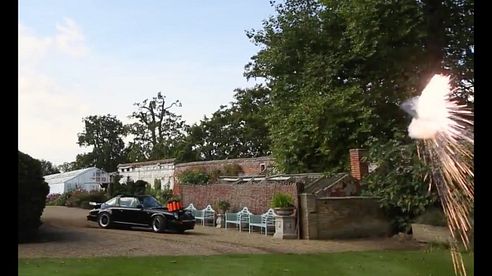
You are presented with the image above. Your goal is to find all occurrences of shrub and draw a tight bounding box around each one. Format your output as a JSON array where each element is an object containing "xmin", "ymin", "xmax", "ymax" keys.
[
  {"xmin": 222, "ymin": 164, "xmax": 243, "ymax": 176},
  {"xmin": 208, "ymin": 169, "xmax": 223, "ymax": 182},
  {"xmin": 46, "ymin": 193, "xmax": 61, "ymax": 205},
  {"xmin": 133, "ymin": 180, "xmax": 148, "ymax": 195},
  {"xmin": 64, "ymin": 190, "xmax": 79, "ymax": 207},
  {"xmin": 167, "ymin": 195, "xmax": 181, "ymax": 203},
  {"xmin": 18, "ymin": 151, "xmax": 50, "ymax": 242},
  {"xmin": 117, "ymin": 180, "xmax": 149, "ymax": 195},
  {"xmin": 79, "ymin": 190, "xmax": 108, "ymax": 206},
  {"xmin": 178, "ymin": 169, "xmax": 210, "ymax": 184},
  {"xmin": 271, "ymin": 192, "xmax": 294, "ymax": 208},
  {"xmin": 161, "ymin": 188, "xmax": 174, "ymax": 203},
  {"xmin": 55, "ymin": 192, "xmax": 71, "ymax": 206},
  {"xmin": 154, "ymin": 179, "xmax": 162, "ymax": 190},
  {"xmin": 361, "ymin": 138, "xmax": 437, "ymax": 233},
  {"xmin": 414, "ymin": 207, "xmax": 447, "ymax": 227},
  {"xmin": 61, "ymin": 190, "xmax": 108, "ymax": 209},
  {"xmin": 108, "ymin": 174, "xmax": 123, "ymax": 196},
  {"xmin": 217, "ymin": 200, "xmax": 231, "ymax": 214},
  {"xmin": 146, "ymin": 185, "xmax": 173, "ymax": 204}
]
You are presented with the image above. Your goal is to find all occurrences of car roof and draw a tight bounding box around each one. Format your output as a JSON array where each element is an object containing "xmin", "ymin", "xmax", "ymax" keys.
[{"xmin": 114, "ymin": 194, "xmax": 154, "ymax": 199}]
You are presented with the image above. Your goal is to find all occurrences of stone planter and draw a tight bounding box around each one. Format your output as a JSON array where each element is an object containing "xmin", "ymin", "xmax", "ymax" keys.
[
  {"xmin": 273, "ymin": 207, "xmax": 297, "ymax": 239},
  {"xmin": 216, "ymin": 213, "xmax": 225, "ymax": 228},
  {"xmin": 411, "ymin": 223, "xmax": 452, "ymax": 244},
  {"xmin": 273, "ymin": 214, "xmax": 297, "ymax": 239},
  {"xmin": 274, "ymin": 207, "xmax": 295, "ymax": 216}
]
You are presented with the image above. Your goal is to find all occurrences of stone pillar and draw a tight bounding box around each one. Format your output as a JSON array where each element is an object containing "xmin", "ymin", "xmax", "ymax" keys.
[
  {"xmin": 299, "ymin": 193, "xmax": 318, "ymax": 240},
  {"xmin": 273, "ymin": 215, "xmax": 297, "ymax": 239}
]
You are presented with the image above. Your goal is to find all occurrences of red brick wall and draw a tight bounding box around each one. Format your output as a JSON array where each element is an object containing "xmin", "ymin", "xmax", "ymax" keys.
[
  {"xmin": 180, "ymin": 181, "xmax": 299, "ymax": 214},
  {"xmin": 175, "ymin": 157, "xmax": 273, "ymax": 176},
  {"xmin": 173, "ymin": 157, "xmax": 274, "ymax": 195},
  {"xmin": 349, "ymin": 149, "xmax": 368, "ymax": 193}
]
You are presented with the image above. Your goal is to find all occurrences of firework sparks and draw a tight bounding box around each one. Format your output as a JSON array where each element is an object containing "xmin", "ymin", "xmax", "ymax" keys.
[{"xmin": 401, "ymin": 74, "xmax": 473, "ymax": 276}]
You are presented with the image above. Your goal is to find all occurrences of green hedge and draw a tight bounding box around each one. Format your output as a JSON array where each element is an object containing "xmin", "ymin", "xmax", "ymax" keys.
[
  {"xmin": 178, "ymin": 169, "xmax": 210, "ymax": 184},
  {"xmin": 47, "ymin": 190, "xmax": 108, "ymax": 209},
  {"xmin": 18, "ymin": 151, "xmax": 50, "ymax": 242}
]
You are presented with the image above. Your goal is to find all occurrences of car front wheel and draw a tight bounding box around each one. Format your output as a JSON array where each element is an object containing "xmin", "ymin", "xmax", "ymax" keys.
[
  {"xmin": 98, "ymin": 213, "xmax": 113, "ymax": 229},
  {"xmin": 152, "ymin": 216, "xmax": 166, "ymax": 233}
]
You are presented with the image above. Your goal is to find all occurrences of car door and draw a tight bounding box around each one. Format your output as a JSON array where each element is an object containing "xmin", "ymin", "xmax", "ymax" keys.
[
  {"xmin": 134, "ymin": 197, "xmax": 153, "ymax": 225},
  {"xmin": 108, "ymin": 196, "xmax": 126, "ymax": 222},
  {"xmin": 115, "ymin": 197, "xmax": 143, "ymax": 225}
]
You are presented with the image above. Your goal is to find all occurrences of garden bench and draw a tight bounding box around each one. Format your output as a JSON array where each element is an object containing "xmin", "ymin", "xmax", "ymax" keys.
[
  {"xmin": 249, "ymin": 208, "xmax": 276, "ymax": 236},
  {"xmin": 184, "ymin": 203, "xmax": 198, "ymax": 217},
  {"xmin": 225, "ymin": 207, "xmax": 253, "ymax": 231},
  {"xmin": 194, "ymin": 204, "xmax": 216, "ymax": 226}
]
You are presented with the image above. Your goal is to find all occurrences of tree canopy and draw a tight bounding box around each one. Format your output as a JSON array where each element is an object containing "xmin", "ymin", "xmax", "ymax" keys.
[
  {"xmin": 175, "ymin": 85, "xmax": 272, "ymax": 162},
  {"xmin": 128, "ymin": 92, "xmax": 187, "ymax": 161},
  {"xmin": 244, "ymin": 0, "xmax": 473, "ymax": 173},
  {"xmin": 77, "ymin": 115, "xmax": 127, "ymax": 172},
  {"xmin": 39, "ymin": 159, "xmax": 60, "ymax": 176},
  {"xmin": 64, "ymin": 0, "xmax": 473, "ymax": 178}
]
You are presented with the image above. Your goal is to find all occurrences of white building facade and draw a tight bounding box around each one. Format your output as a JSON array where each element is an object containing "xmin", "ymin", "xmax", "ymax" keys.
[
  {"xmin": 117, "ymin": 159, "xmax": 175, "ymax": 190},
  {"xmin": 45, "ymin": 167, "xmax": 110, "ymax": 194}
]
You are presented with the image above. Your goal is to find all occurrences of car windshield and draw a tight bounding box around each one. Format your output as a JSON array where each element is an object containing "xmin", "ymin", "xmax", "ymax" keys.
[
  {"xmin": 141, "ymin": 196, "xmax": 162, "ymax": 208},
  {"xmin": 104, "ymin": 197, "xmax": 118, "ymax": 206}
]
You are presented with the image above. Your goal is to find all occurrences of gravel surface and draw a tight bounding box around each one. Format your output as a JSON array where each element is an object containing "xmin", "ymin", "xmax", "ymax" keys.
[{"xmin": 18, "ymin": 206, "xmax": 421, "ymax": 258}]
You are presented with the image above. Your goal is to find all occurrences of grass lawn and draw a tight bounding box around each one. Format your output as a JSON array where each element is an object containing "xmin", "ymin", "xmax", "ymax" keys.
[{"xmin": 18, "ymin": 249, "xmax": 473, "ymax": 276}]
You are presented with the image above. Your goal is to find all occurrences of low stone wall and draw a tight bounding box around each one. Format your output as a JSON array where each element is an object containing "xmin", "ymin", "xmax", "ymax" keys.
[
  {"xmin": 300, "ymin": 194, "xmax": 392, "ymax": 239},
  {"xmin": 411, "ymin": 223, "xmax": 452, "ymax": 244}
]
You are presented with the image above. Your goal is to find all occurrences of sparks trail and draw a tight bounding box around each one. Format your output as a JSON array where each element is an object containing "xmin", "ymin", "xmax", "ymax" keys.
[{"xmin": 401, "ymin": 74, "xmax": 473, "ymax": 276}]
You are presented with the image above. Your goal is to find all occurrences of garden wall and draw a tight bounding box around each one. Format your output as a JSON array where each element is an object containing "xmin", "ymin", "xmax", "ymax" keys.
[
  {"xmin": 180, "ymin": 181, "xmax": 299, "ymax": 214},
  {"xmin": 300, "ymin": 194, "xmax": 391, "ymax": 239}
]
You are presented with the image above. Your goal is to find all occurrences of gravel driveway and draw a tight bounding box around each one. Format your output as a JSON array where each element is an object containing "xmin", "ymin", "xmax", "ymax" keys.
[{"xmin": 18, "ymin": 206, "xmax": 420, "ymax": 258}]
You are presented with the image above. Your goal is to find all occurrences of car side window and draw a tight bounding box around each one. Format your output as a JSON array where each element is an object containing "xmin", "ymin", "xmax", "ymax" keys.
[
  {"xmin": 129, "ymin": 198, "xmax": 139, "ymax": 208},
  {"xmin": 119, "ymin": 197, "xmax": 136, "ymax": 208},
  {"xmin": 142, "ymin": 197, "xmax": 150, "ymax": 208},
  {"xmin": 142, "ymin": 197, "xmax": 156, "ymax": 208}
]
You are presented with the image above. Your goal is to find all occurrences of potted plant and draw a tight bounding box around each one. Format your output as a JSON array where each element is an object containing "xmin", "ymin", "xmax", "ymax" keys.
[
  {"xmin": 217, "ymin": 200, "xmax": 231, "ymax": 214},
  {"xmin": 271, "ymin": 192, "xmax": 295, "ymax": 216},
  {"xmin": 215, "ymin": 200, "xmax": 230, "ymax": 228}
]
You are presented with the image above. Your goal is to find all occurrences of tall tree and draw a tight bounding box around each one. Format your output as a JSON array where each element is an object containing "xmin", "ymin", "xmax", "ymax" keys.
[
  {"xmin": 128, "ymin": 92, "xmax": 187, "ymax": 161},
  {"xmin": 245, "ymin": 0, "xmax": 473, "ymax": 173},
  {"xmin": 175, "ymin": 85, "xmax": 272, "ymax": 162},
  {"xmin": 77, "ymin": 114, "xmax": 127, "ymax": 172},
  {"xmin": 39, "ymin": 159, "xmax": 60, "ymax": 175}
]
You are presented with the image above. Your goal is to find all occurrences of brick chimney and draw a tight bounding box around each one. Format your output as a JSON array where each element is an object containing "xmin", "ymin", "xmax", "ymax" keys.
[{"xmin": 349, "ymin": 149, "xmax": 369, "ymax": 193}]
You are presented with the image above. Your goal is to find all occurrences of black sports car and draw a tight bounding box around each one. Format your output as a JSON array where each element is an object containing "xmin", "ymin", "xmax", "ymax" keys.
[{"xmin": 87, "ymin": 195, "xmax": 195, "ymax": 233}]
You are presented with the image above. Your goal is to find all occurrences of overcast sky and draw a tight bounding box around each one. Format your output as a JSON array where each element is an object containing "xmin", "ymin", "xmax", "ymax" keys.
[{"xmin": 19, "ymin": 1, "xmax": 275, "ymax": 165}]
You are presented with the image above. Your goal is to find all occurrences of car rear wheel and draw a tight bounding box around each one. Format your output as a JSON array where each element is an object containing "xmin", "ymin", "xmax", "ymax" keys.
[
  {"xmin": 98, "ymin": 213, "xmax": 113, "ymax": 229},
  {"xmin": 152, "ymin": 216, "xmax": 166, "ymax": 233}
]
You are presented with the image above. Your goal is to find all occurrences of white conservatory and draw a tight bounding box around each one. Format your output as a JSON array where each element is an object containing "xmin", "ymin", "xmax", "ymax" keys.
[
  {"xmin": 44, "ymin": 167, "xmax": 110, "ymax": 194},
  {"xmin": 117, "ymin": 159, "xmax": 175, "ymax": 190}
]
